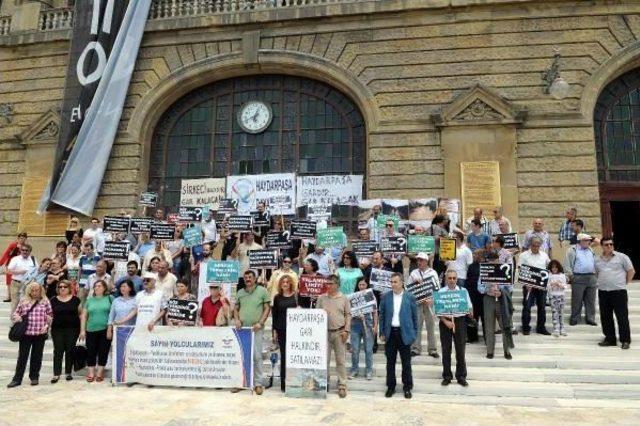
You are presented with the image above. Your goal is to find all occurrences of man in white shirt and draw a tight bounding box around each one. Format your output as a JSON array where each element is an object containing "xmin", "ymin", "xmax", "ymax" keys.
[
  {"xmin": 87, "ymin": 260, "xmax": 113, "ymax": 296},
  {"xmin": 448, "ymin": 231, "xmax": 473, "ymax": 288},
  {"xmin": 141, "ymin": 241, "xmax": 173, "ymax": 272},
  {"xmin": 518, "ymin": 237, "xmax": 551, "ymax": 335},
  {"xmin": 82, "ymin": 217, "xmax": 106, "ymax": 255},
  {"xmin": 156, "ymin": 260, "xmax": 178, "ymax": 300},
  {"xmin": 201, "ymin": 210, "xmax": 218, "ymax": 245},
  {"xmin": 305, "ymin": 247, "xmax": 333, "ymax": 277},
  {"xmin": 464, "ymin": 208, "xmax": 489, "ymax": 235},
  {"xmin": 488, "ymin": 206, "xmax": 512, "ymax": 237},
  {"xmin": 7, "ymin": 244, "xmax": 38, "ymax": 313},
  {"xmin": 366, "ymin": 203, "xmax": 382, "ymax": 242},
  {"xmin": 132, "ymin": 273, "xmax": 167, "ymax": 331},
  {"xmin": 406, "ymin": 253, "xmax": 439, "ymax": 358}
]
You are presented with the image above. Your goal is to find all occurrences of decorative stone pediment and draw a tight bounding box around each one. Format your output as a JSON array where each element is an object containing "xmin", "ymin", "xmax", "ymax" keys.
[
  {"xmin": 18, "ymin": 108, "xmax": 61, "ymax": 144},
  {"xmin": 432, "ymin": 84, "xmax": 525, "ymax": 127}
]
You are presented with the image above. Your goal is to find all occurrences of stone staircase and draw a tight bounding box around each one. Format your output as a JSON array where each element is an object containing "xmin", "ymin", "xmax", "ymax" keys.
[{"xmin": 1, "ymin": 278, "xmax": 639, "ymax": 408}]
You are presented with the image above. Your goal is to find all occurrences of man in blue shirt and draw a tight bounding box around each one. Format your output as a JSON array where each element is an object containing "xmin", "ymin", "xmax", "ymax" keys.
[
  {"xmin": 564, "ymin": 233, "xmax": 597, "ymax": 326},
  {"xmin": 467, "ymin": 219, "xmax": 491, "ymax": 251},
  {"xmin": 114, "ymin": 260, "xmax": 143, "ymax": 295}
]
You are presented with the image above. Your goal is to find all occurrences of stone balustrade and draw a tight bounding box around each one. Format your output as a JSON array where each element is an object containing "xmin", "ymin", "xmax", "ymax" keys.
[
  {"xmin": 38, "ymin": 8, "xmax": 74, "ymax": 31},
  {"xmin": 0, "ymin": 16, "xmax": 11, "ymax": 36},
  {"xmin": 149, "ymin": 0, "xmax": 369, "ymax": 18}
]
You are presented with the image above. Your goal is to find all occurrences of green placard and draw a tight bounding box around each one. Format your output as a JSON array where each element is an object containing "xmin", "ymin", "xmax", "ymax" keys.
[
  {"xmin": 408, "ymin": 235, "xmax": 435, "ymax": 254},
  {"xmin": 434, "ymin": 290, "xmax": 470, "ymax": 316},
  {"xmin": 206, "ymin": 260, "xmax": 239, "ymax": 283},
  {"xmin": 316, "ymin": 227, "xmax": 345, "ymax": 248},
  {"xmin": 376, "ymin": 214, "xmax": 400, "ymax": 230}
]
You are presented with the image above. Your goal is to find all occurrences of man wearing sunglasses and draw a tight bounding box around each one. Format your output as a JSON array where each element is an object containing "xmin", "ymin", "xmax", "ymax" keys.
[
  {"xmin": 595, "ymin": 237, "xmax": 635, "ymax": 349},
  {"xmin": 7, "ymin": 244, "xmax": 38, "ymax": 313}
]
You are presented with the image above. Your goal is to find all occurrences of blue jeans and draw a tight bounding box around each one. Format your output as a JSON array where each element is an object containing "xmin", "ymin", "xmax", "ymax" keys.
[{"xmin": 350, "ymin": 316, "xmax": 374, "ymax": 375}]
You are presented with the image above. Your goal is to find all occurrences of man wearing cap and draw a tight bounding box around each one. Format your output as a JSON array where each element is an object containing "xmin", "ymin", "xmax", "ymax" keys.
[
  {"xmin": 595, "ymin": 237, "xmax": 635, "ymax": 349},
  {"xmin": 564, "ymin": 233, "xmax": 598, "ymax": 326},
  {"xmin": 317, "ymin": 274, "xmax": 351, "ymax": 398},
  {"xmin": 406, "ymin": 253, "xmax": 439, "ymax": 358},
  {"xmin": 233, "ymin": 270, "xmax": 270, "ymax": 395},
  {"xmin": 121, "ymin": 272, "xmax": 168, "ymax": 331},
  {"xmin": 199, "ymin": 283, "xmax": 228, "ymax": 326}
]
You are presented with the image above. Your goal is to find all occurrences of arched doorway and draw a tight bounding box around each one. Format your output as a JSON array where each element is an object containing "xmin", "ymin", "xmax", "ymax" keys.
[
  {"xmin": 594, "ymin": 68, "xmax": 640, "ymax": 272},
  {"xmin": 148, "ymin": 74, "xmax": 366, "ymax": 233}
]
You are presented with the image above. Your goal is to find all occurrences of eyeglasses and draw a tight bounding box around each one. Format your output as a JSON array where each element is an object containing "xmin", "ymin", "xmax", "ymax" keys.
[
  {"xmin": 58, "ymin": 285, "xmax": 69, "ymax": 289},
  {"xmin": 386, "ymin": 224, "xmax": 394, "ymax": 227},
  {"xmin": 446, "ymin": 277, "xmax": 457, "ymax": 280}
]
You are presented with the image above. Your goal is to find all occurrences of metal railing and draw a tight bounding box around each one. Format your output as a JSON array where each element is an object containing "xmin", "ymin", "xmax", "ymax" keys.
[{"xmin": 38, "ymin": 8, "xmax": 74, "ymax": 31}]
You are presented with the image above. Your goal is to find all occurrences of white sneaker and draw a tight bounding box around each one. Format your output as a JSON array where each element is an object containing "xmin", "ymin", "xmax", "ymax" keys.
[
  {"xmin": 560, "ymin": 330, "xmax": 568, "ymax": 336},
  {"xmin": 365, "ymin": 372, "xmax": 373, "ymax": 380},
  {"xmin": 553, "ymin": 331, "xmax": 560, "ymax": 337}
]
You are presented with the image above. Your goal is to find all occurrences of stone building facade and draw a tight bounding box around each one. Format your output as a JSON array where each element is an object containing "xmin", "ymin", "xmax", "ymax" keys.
[{"xmin": 1, "ymin": 0, "xmax": 640, "ymax": 261}]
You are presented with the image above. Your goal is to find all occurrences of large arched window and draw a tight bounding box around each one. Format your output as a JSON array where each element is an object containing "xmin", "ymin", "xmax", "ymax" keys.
[
  {"xmin": 149, "ymin": 74, "xmax": 366, "ymax": 232},
  {"xmin": 594, "ymin": 69, "xmax": 640, "ymax": 182}
]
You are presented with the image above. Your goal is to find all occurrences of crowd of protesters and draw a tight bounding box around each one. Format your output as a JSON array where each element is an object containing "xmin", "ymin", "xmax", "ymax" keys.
[{"xmin": 1, "ymin": 204, "xmax": 635, "ymax": 398}]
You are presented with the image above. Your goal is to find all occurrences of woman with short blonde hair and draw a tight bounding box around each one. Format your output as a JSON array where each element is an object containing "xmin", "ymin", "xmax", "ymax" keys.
[{"xmin": 7, "ymin": 281, "xmax": 53, "ymax": 388}]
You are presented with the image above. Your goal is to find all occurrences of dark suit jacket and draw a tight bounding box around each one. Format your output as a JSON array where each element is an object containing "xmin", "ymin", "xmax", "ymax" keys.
[{"xmin": 379, "ymin": 291, "xmax": 418, "ymax": 346}]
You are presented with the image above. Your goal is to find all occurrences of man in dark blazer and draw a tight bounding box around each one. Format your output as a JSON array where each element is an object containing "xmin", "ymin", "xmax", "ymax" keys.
[{"xmin": 379, "ymin": 272, "xmax": 419, "ymax": 398}]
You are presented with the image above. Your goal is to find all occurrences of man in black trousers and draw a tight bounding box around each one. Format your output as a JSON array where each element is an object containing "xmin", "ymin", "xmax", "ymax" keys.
[
  {"xmin": 437, "ymin": 269, "xmax": 473, "ymax": 387},
  {"xmin": 379, "ymin": 273, "xmax": 418, "ymax": 399}
]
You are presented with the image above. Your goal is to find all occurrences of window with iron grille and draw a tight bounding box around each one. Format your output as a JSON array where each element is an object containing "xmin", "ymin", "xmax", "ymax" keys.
[{"xmin": 149, "ymin": 75, "xmax": 366, "ymax": 234}]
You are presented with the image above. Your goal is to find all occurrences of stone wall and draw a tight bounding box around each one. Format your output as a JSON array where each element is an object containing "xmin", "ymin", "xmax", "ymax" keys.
[{"xmin": 2, "ymin": 0, "xmax": 640, "ymax": 249}]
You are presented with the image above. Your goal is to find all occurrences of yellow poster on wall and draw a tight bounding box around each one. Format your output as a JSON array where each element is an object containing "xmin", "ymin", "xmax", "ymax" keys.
[{"xmin": 439, "ymin": 238, "xmax": 457, "ymax": 261}]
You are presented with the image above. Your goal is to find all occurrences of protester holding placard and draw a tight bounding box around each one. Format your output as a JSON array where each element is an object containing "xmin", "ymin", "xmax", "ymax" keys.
[
  {"xmin": 231, "ymin": 233, "xmax": 263, "ymax": 289},
  {"xmin": 519, "ymin": 237, "xmax": 551, "ymax": 335},
  {"xmin": 479, "ymin": 252, "xmax": 514, "ymax": 359},
  {"xmin": 298, "ymin": 259, "xmax": 320, "ymax": 308},
  {"xmin": 379, "ymin": 273, "xmax": 418, "ymax": 399},
  {"xmin": 267, "ymin": 256, "xmax": 299, "ymax": 304},
  {"xmin": 447, "ymin": 231, "xmax": 473, "ymax": 289},
  {"xmin": 547, "ymin": 260, "xmax": 569, "ymax": 337},
  {"xmin": 437, "ymin": 270, "xmax": 472, "ymax": 387},
  {"xmin": 316, "ymin": 275, "xmax": 350, "ymax": 398},
  {"xmin": 166, "ymin": 280, "xmax": 197, "ymax": 326},
  {"xmin": 79, "ymin": 280, "xmax": 113, "ymax": 382},
  {"xmin": 119, "ymin": 273, "xmax": 168, "ymax": 332},
  {"xmin": 336, "ymin": 251, "xmax": 363, "ymax": 296},
  {"xmin": 406, "ymin": 253, "xmax": 439, "ymax": 358},
  {"xmin": 272, "ymin": 275, "xmax": 299, "ymax": 392},
  {"xmin": 348, "ymin": 279, "xmax": 377, "ymax": 381},
  {"xmin": 233, "ymin": 270, "xmax": 271, "ymax": 395}
]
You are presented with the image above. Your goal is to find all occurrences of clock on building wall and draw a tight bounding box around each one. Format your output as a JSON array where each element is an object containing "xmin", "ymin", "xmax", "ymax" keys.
[{"xmin": 237, "ymin": 100, "xmax": 273, "ymax": 134}]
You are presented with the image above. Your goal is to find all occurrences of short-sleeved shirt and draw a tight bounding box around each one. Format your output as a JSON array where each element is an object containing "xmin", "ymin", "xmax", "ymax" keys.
[
  {"xmin": 135, "ymin": 289, "xmax": 167, "ymax": 328},
  {"xmin": 596, "ymin": 251, "xmax": 634, "ymax": 291},
  {"xmin": 200, "ymin": 297, "xmax": 223, "ymax": 326},
  {"xmin": 436, "ymin": 285, "xmax": 472, "ymax": 317},
  {"xmin": 85, "ymin": 296, "xmax": 113, "ymax": 332},
  {"xmin": 337, "ymin": 267, "xmax": 363, "ymax": 295},
  {"xmin": 236, "ymin": 285, "xmax": 269, "ymax": 326},
  {"xmin": 317, "ymin": 292, "xmax": 350, "ymax": 330},
  {"xmin": 51, "ymin": 296, "xmax": 81, "ymax": 329}
]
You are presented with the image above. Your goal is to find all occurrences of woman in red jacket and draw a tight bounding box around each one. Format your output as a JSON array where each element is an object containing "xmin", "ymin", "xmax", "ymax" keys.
[{"xmin": 1, "ymin": 232, "xmax": 27, "ymax": 303}]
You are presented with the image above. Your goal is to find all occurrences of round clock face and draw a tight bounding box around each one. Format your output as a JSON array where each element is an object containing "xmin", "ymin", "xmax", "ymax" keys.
[{"xmin": 238, "ymin": 100, "xmax": 272, "ymax": 134}]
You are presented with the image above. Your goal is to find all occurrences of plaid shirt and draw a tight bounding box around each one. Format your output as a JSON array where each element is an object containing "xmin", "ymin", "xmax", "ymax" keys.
[
  {"xmin": 14, "ymin": 299, "xmax": 52, "ymax": 336},
  {"xmin": 558, "ymin": 220, "xmax": 575, "ymax": 242}
]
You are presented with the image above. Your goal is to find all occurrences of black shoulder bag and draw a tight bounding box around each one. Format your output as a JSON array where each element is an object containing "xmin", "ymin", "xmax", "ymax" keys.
[{"xmin": 8, "ymin": 301, "xmax": 39, "ymax": 342}]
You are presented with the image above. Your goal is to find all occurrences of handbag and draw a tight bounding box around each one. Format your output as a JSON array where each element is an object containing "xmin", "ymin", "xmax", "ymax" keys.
[
  {"xmin": 8, "ymin": 300, "xmax": 40, "ymax": 342},
  {"xmin": 73, "ymin": 338, "xmax": 88, "ymax": 372}
]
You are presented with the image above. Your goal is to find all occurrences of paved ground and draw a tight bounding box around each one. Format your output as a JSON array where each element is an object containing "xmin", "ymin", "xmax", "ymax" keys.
[{"xmin": 1, "ymin": 278, "xmax": 640, "ymax": 425}]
